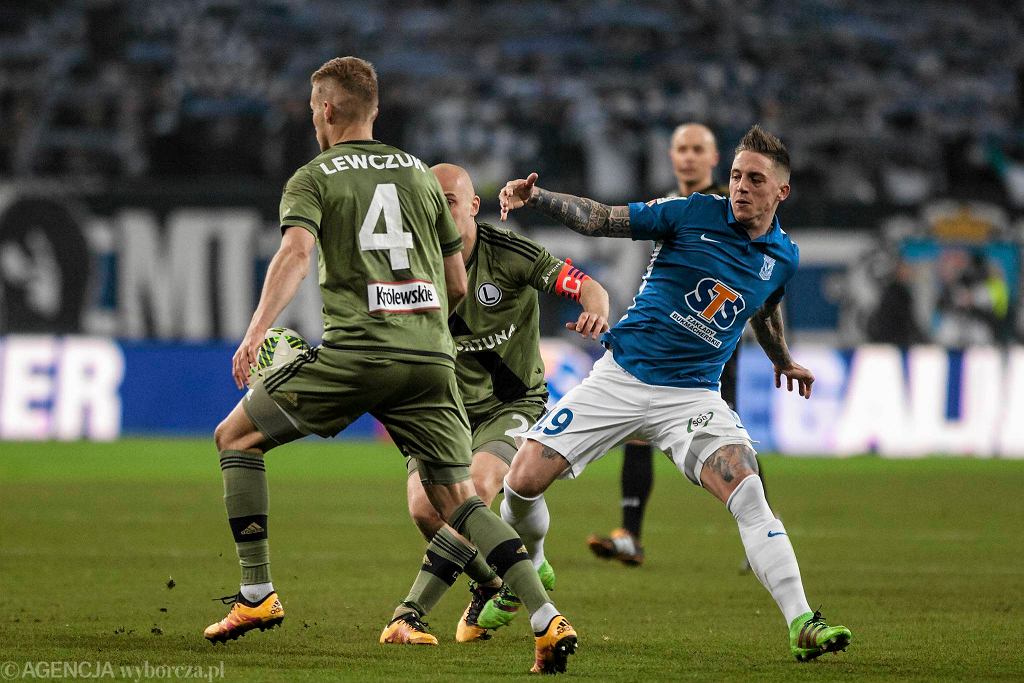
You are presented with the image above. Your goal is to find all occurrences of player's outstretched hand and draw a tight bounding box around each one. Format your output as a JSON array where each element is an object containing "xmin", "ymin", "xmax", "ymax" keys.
[
  {"xmin": 565, "ymin": 312, "xmax": 609, "ymax": 340},
  {"xmin": 231, "ymin": 329, "xmax": 264, "ymax": 390},
  {"xmin": 774, "ymin": 362, "xmax": 814, "ymax": 399},
  {"xmin": 499, "ymin": 172, "xmax": 539, "ymax": 221}
]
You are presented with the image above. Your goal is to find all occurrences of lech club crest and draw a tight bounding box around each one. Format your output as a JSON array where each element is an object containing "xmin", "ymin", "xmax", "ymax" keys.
[{"xmin": 760, "ymin": 254, "xmax": 776, "ymax": 280}]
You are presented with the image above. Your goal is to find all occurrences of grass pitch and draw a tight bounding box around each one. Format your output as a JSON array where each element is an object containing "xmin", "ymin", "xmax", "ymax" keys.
[{"xmin": 1, "ymin": 440, "xmax": 1022, "ymax": 681}]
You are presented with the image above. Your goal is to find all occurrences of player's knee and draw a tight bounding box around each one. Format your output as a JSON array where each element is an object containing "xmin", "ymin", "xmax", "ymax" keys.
[
  {"xmin": 409, "ymin": 497, "xmax": 443, "ymax": 540},
  {"xmin": 702, "ymin": 443, "xmax": 759, "ymax": 500},
  {"xmin": 505, "ymin": 440, "xmax": 563, "ymax": 498},
  {"xmin": 213, "ymin": 419, "xmax": 234, "ymax": 452},
  {"xmin": 504, "ymin": 465, "xmax": 544, "ymax": 499},
  {"xmin": 472, "ymin": 472, "xmax": 503, "ymax": 506},
  {"xmin": 469, "ymin": 458, "xmax": 508, "ymax": 506}
]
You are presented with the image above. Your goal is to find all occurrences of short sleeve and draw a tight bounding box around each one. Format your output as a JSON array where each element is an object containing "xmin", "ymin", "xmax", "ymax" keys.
[
  {"xmin": 628, "ymin": 196, "xmax": 694, "ymax": 241},
  {"xmin": 526, "ymin": 248, "xmax": 563, "ymax": 294},
  {"xmin": 279, "ymin": 169, "xmax": 322, "ymax": 238}
]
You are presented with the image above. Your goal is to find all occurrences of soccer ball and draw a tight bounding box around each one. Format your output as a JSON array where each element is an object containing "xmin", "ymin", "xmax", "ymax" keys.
[{"xmin": 251, "ymin": 327, "xmax": 310, "ymax": 380}]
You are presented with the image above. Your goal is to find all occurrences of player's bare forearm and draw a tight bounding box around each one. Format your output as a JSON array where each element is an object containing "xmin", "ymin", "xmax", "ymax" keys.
[
  {"xmin": 443, "ymin": 252, "xmax": 468, "ymax": 308},
  {"xmin": 579, "ymin": 278, "xmax": 610, "ymax": 322},
  {"xmin": 247, "ymin": 230, "xmax": 314, "ymax": 333},
  {"xmin": 750, "ymin": 302, "xmax": 793, "ymax": 368},
  {"xmin": 232, "ymin": 228, "xmax": 313, "ymax": 388},
  {"xmin": 567, "ymin": 278, "xmax": 610, "ymax": 339},
  {"xmin": 753, "ymin": 302, "xmax": 814, "ymax": 398},
  {"xmin": 528, "ymin": 188, "xmax": 632, "ymax": 238}
]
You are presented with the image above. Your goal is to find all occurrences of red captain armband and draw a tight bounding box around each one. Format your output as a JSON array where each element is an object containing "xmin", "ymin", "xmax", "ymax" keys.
[{"xmin": 554, "ymin": 258, "xmax": 591, "ymax": 301}]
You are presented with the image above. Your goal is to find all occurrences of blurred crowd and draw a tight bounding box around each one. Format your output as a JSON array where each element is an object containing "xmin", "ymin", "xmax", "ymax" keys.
[{"xmin": 2, "ymin": 0, "xmax": 1024, "ymax": 214}]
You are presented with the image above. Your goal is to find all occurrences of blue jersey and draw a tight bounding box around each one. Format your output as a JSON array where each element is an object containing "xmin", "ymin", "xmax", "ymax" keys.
[{"xmin": 601, "ymin": 193, "xmax": 799, "ymax": 390}]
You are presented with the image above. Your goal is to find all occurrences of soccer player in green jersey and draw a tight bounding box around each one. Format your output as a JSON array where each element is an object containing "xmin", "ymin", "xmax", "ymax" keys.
[
  {"xmin": 203, "ymin": 57, "xmax": 579, "ymax": 674},
  {"xmin": 383, "ymin": 163, "xmax": 610, "ymax": 645}
]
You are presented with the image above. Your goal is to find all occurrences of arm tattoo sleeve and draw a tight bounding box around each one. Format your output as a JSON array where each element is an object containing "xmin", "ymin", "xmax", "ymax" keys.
[
  {"xmin": 751, "ymin": 302, "xmax": 794, "ymax": 368},
  {"xmin": 528, "ymin": 188, "xmax": 632, "ymax": 237}
]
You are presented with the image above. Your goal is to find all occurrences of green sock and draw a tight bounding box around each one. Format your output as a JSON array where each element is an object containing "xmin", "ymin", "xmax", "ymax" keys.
[
  {"xmin": 463, "ymin": 550, "xmax": 499, "ymax": 585},
  {"xmin": 449, "ymin": 496, "xmax": 550, "ymax": 614},
  {"xmin": 220, "ymin": 450, "xmax": 271, "ymax": 585},
  {"xmin": 396, "ymin": 527, "xmax": 476, "ymax": 618}
]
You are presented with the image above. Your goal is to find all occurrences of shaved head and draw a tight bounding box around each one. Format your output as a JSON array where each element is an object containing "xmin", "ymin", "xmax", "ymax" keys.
[
  {"xmin": 671, "ymin": 123, "xmax": 718, "ymax": 151},
  {"xmin": 669, "ymin": 123, "xmax": 720, "ymax": 195},
  {"xmin": 432, "ymin": 163, "xmax": 480, "ymax": 245},
  {"xmin": 432, "ymin": 163, "xmax": 476, "ymax": 201}
]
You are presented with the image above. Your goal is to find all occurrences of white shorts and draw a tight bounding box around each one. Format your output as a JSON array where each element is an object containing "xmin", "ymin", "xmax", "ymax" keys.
[{"xmin": 523, "ymin": 351, "xmax": 754, "ymax": 485}]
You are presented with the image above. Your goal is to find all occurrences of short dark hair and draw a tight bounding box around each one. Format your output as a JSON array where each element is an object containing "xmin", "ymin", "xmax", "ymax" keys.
[
  {"xmin": 310, "ymin": 57, "xmax": 378, "ymax": 122},
  {"xmin": 735, "ymin": 124, "xmax": 790, "ymax": 175}
]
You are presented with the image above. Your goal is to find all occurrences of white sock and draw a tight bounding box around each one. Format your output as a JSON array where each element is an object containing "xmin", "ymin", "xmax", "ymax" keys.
[
  {"xmin": 500, "ymin": 479, "xmax": 550, "ymax": 568},
  {"xmin": 727, "ymin": 475, "xmax": 811, "ymax": 625},
  {"xmin": 240, "ymin": 582, "xmax": 274, "ymax": 603},
  {"xmin": 529, "ymin": 602, "xmax": 560, "ymax": 634}
]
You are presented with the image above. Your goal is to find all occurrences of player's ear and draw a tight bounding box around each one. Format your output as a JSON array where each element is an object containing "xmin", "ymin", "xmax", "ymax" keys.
[
  {"xmin": 777, "ymin": 183, "xmax": 791, "ymax": 202},
  {"xmin": 470, "ymin": 194, "xmax": 480, "ymax": 217}
]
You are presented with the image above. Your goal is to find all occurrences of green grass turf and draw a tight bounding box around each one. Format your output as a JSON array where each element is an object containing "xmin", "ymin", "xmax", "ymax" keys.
[{"xmin": 1, "ymin": 440, "xmax": 1022, "ymax": 681}]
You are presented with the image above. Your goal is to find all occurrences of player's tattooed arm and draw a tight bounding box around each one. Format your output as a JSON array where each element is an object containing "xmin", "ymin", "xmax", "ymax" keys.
[
  {"xmin": 751, "ymin": 300, "xmax": 815, "ymax": 398},
  {"xmin": 528, "ymin": 189, "xmax": 632, "ymax": 238},
  {"xmin": 750, "ymin": 300, "xmax": 793, "ymax": 368},
  {"xmin": 498, "ymin": 172, "xmax": 628, "ymax": 236}
]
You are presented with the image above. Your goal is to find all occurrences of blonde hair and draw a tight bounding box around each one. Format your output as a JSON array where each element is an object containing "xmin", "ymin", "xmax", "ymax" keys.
[{"xmin": 310, "ymin": 57, "xmax": 378, "ymax": 123}]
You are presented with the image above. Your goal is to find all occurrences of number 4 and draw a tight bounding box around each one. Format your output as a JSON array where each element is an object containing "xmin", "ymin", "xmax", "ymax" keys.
[{"xmin": 359, "ymin": 183, "xmax": 414, "ymax": 270}]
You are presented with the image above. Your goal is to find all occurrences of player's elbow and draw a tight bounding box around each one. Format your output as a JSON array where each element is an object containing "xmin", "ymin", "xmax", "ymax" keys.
[
  {"xmin": 446, "ymin": 270, "xmax": 468, "ymax": 304},
  {"xmin": 278, "ymin": 242, "xmax": 312, "ymax": 279},
  {"xmin": 448, "ymin": 278, "xmax": 468, "ymax": 303}
]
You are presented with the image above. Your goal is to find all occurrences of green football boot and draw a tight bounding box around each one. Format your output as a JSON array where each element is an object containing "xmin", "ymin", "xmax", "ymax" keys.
[
  {"xmin": 789, "ymin": 610, "xmax": 852, "ymax": 661},
  {"xmin": 476, "ymin": 560, "xmax": 556, "ymax": 630}
]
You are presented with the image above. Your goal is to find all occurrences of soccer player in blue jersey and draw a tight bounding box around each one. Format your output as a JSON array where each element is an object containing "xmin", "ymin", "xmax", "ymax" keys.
[{"xmin": 490, "ymin": 125, "xmax": 852, "ymax": 662}]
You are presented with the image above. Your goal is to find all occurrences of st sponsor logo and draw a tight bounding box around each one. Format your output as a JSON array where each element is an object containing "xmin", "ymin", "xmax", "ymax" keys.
[
  {"xmin": 684, "ymin": 278, "xmax": 745, "ymax": 329},
  {"xmin": 671, "ymin": 278, "xmax": 746, "ymax": 347}
]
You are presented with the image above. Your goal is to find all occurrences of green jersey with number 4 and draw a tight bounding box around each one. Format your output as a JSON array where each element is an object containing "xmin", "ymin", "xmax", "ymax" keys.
[
  {"xmin": 449, "ymin": 222, "xmax": 564, "ymax": 420},
  {"xmin": 279, "ymin": 140, "xmax": 462, "ymax": 364}
]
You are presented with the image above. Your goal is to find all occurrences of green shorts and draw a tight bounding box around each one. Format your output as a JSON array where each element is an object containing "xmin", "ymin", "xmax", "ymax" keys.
[
  {"xmin": 242, "ymin": 346, "xmax": 472, "ymax": 485},
  {"xmin": 405, "ymin": 398, "xmax": 546, "ymax": 476}
]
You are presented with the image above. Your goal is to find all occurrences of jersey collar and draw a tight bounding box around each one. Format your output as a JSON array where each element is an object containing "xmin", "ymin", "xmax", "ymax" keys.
[
  {"xmin": 726, "ymin": 200, "xmax": 782, "ymax": 244},
  {"xmin": 331, "ymin": 139, "xmax": 383, "ymax": 147}
]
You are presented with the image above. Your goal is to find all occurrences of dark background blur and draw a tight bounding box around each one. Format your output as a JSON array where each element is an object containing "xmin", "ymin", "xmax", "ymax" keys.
[{"xmin": 2, "ymin": 0, "xmax": 1024, "ymax": 347}]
